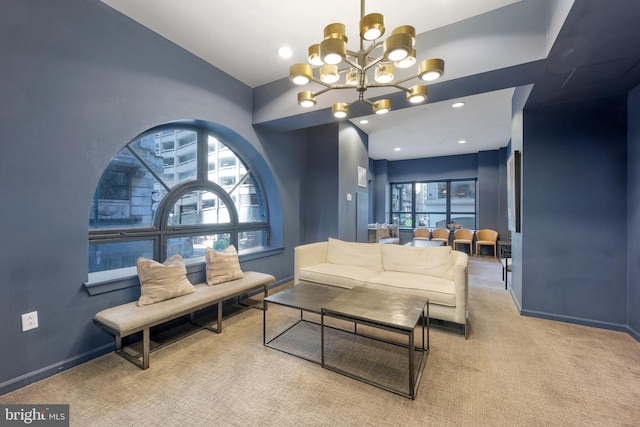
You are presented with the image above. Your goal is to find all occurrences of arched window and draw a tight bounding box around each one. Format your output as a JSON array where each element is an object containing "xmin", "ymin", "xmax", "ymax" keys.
[{"xmin": 88, "ymin": 124, "xmax": 269, "ymax": 274}]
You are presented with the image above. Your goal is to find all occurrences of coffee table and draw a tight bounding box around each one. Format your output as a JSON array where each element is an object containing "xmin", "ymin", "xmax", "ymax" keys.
[
  {"xmin": 263, "ymin": 282, "xmax": 346, "ymax": 363},
  {"xmin": 263, "ymin": 282, "xmax": 429, "ymax": 399},
  {"xmin": 321, "ymin": 287, "xmax": 429, "ymax": 399}
]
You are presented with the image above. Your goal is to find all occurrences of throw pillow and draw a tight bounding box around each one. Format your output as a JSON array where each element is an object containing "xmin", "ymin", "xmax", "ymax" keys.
[
  {"xmin": 206, "ymin": 245, "xmax": 244, "ymax": 285},
  {"xmin": 136, "ymin": 254, "xmax": 195, "ymax": 306},
  {"xmin": 377, "ymin": 224, "xmax": 391, "ymax": 239}
]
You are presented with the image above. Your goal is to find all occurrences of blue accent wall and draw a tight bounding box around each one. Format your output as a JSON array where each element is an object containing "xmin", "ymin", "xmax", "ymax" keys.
[
  {"xmin": 477, "ymin": 151, "xmax": 501, "ymax": 232},
  {"xmin": 627, "ymin": 85, "xmax": 640, "ymax": 339},
  {"xmin": 300, "ymin": 124, "xmax": 340, "ymax": 243},
  {"xmin": 371, "ymin": 152, "xmax": 503, "ymax": 244},
  {"xmin": 521, "ymin": 96, "xmax": 628, "ymax": 329},
  {"xmin": 0, "ymin": 0, "xmax": 302, "ymax": 394}
]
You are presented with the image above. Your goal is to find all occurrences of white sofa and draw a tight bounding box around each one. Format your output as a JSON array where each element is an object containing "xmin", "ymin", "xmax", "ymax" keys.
[{"xmin": 294, "ymin": 238, "xmax": 469, "ymax": 336}]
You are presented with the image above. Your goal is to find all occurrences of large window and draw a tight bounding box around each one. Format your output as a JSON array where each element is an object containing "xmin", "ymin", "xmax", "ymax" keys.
[
  {"xmin": 391, "ymin": 179, "xmax": 477, "ymax": 229},
  {"xmin": 89, "ymin": 125, "xmax": 269, "ymax": 274}
]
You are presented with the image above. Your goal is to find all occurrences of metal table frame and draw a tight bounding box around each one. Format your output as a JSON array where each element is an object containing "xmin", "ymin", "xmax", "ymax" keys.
[
  {"xmin": 263, "ymin": 283, "xmax": 346, "ymax": 364},
  {"xmin": 264, "ymin": 283, "xmax": 429, "ymax": 399},
  {"xmin": 321, "ymin": 288, "xmax": 429, "ymax": 400}
]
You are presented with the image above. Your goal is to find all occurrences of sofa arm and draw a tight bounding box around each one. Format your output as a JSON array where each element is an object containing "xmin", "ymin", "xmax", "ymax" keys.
[
  {"xmin": 452, "ymin": 251, "xmax": 469, "ymax": 325},
  {"xmin": 294, "ymin": 242, "xmax": 328, "ymax": 284}
]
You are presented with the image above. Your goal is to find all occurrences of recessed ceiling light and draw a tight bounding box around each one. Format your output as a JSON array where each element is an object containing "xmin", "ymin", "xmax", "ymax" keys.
[
  {"xmin": 394, "ymin": 147, "xmax": 401, "ymax": 151},
  {"xmin": 359, "ymin": 119, "xmax": 369, "ymax": 124},
  {"xmin": 452, "ymin": 102, "xmax": 465, "ymax": 108},
  {"xmin": 277, "ymin": 46, "xmax": 293, "ymax": 59},
  {"xmin": 458, "ymin": 140, "xmax": 467, "ymax": 144}
]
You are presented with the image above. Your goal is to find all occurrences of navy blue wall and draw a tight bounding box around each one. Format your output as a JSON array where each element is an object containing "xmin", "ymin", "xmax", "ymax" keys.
[
  {"xmin": 0, "ymin": 0, "xmax": 303, "ymax": 394},
  {"xmin": 338, "ymin": 123, "xmax": 369, "ymax": 242},
  {"xmin": 628, "ymin": 85, "xmax": 640, "ymax": 339},
  {"xmin": 521, "ymin": 96, "xmax": 628, "ymax": 329},
  {"xmin": 371, "ymin": 152, "xmax": 503, "ymax": 244},
  {"xmin": 300, "ymin": 124, "xmax": 340, "ymax": 244},
  {"xmin": 477, "ymin": 151, "xmax": 501, "ymax": 232}
]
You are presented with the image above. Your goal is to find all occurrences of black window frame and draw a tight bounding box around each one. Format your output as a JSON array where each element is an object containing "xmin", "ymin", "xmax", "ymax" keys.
[
  {"xmin": 390, "ymin": 179, "xmax": 477, "ymax": 230},
  {"xmin": 87, "ymin": 123, "xmax": 271, "ymax": 292}
]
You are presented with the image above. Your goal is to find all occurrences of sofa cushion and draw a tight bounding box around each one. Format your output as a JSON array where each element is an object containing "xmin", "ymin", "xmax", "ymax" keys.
[
  {"xmin": 382, "ymin": 244, "xmax": 454, "ymax": 280},
  {"xmin": 299, "ymin": 263, "xmax": 377, "ymax": 288},
  {"xmin": 365, "ymin": 271, "xmax": 456, "ymax": 307},
  {"xmin": 327, "ymin": 238, "xmax": 383, "ymax": 272}
]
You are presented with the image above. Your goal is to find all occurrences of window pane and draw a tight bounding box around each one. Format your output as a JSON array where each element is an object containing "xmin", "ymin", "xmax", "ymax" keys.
[
  {"xmin": 391, "ymin": 213, "xmax": 414, "ymax": 228},
  {"xmin": 414, "ymin": 213, "xmax": 446, "ymax": 228},
  {"xmin": 391, "ymin": 183, "xmax": 412, "ymax": 212},
  {"xmin": 130, "ymin": 129, "xmax": 198, "ymax": 188},
  {"xmin": 426, "ymin": 214, "xmax": 448, "ymax": 228},
  {"xmin": 450, "ymin": 214, "xmax": 476, "ymax": 229},
  {"xmin": 451, "ymin": 180, "xmax": 476, "ymax": 213},
  {"xmin": 208, "ymin": 136, "xmax": 243, "ymax": 186},
  {"xmin": 89, "ymin": 240, "xmax": 154, "ymax": 273},
  {"xmin": 415, "ymin": 183, "xmax": 428, "ymax": 212},
  {"xmin": 90, "ymin": 150, "xmax": 165, "ymax": 229},
  {"xmin": 238, "ymin": 230, "xmax": 268, "ymax": 251},
  {"xmin": 167, "ymin": 233, "xmax": 231, "ymax": 260},
  {"xmin": 208, "ymin": 135, "xmax": 266, "ymax": 223},
  {"xmin": 167, "ymin": 189, "xmax": 230, "ymax": 226},
  {"xmin": 231, "ymin": 174, "xmax": 266, "ymax": 222},
  {"xmin": 424, "ymin": 182, "xmax": 447, "ymax": 212}
]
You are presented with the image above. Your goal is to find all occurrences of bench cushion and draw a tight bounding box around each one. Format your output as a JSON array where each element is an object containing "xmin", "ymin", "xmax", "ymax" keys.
[{"xmin": 94, "ymin": 271, "xmax": 275, "ymax": 335}]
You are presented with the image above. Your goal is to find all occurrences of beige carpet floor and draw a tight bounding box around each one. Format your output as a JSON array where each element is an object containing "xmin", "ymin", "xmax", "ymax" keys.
[{"xmin": 2, "ymin": 258, "xmax": 640, "ymax": 426}]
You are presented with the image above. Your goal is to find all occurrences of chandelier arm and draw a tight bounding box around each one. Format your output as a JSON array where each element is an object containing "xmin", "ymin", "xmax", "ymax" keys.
[
  {"xmin": 391, "ymin": 73, "xmax": 421, "ymax": 86},
  {"xmin": 311, "ymin": 85, "xmax": 365, "ymax": 99},
  {"xmin": 361, "ymin": 55, "xmax": 385, "ymax": 72},
  {"xmin": 391, "ymin": 84, "xmax": 412, "ymax": 93},
  {"xmin": 343, "ymin": 57, "xmax": 361, "ymax": 70},
  {"xmin": 312, "ymin": 87, "xmax": 333, "ymax": 97},
  {"xmin": 309, "ymin": 78, "xmax": 334, "ymax": 89},
  {"xmin": 363, "ymin": 41, "xmax": 384, "ymax": 56}
]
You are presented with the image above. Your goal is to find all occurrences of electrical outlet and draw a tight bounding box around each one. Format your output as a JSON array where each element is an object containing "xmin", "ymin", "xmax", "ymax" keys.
[{"xmin": 21, "ymin": 311, "xmax": 38, "ymax": 332}]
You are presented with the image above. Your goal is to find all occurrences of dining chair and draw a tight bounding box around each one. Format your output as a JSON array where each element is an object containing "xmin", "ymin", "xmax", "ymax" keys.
[
  {"xmin": 453, "ymin": 229, "xmax": 475, "ymax": 255},
  {"xmin": 413, "ymin": 227, "xmax": 431, "ymax": 240},
  {"xmin": 475, "ymin": 229, "xmax": 499, "ymax": 258},
  {"xmin": 430, "ymin": 228, "xmax": 450, "ymax": 245}
]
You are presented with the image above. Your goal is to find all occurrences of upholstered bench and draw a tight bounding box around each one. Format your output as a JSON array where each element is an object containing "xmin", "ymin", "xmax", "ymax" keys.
[{"xmin": 94, "ymin": 271, "xmax": 275, "ymax": 369}]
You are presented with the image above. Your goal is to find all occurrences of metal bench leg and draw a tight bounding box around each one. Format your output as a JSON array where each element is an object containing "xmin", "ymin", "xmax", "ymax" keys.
[
  {"xmin": 114, "ymin": 329, "xmax": 150, "ymax": 370},
  {"xmin": 142, "ymin": 328, "xmax": 150, "ymax": 370}
]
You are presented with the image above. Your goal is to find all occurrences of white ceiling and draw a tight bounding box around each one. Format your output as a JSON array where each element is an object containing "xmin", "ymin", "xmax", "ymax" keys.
[{"xmin": 100, "ymin": 0, "xmax": 552, "ymax": 160}]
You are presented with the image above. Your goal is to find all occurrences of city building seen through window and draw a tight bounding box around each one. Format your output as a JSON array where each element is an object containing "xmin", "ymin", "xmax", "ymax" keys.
[
  {"xmin": 88, "ymin": 125, "xmax": 268, "ymax": 273},
  {"xmin": 391, "ymin": 180, "xmax": 477, "ymax": 230}
]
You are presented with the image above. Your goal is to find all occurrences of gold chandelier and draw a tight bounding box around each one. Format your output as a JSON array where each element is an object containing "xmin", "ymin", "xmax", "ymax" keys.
[{"xmin": 289, "ymin": 0, "xmax": 445, "ymax": 119}]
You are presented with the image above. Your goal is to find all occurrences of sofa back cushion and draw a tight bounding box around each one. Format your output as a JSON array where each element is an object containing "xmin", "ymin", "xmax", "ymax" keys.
[
  {"xmin": 327, "ymin": 238, "xmax": 383, "ymax": 272},
  {"xmin": 382, "ymin": 245, "xmax": 454, "ymax": 280}
]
